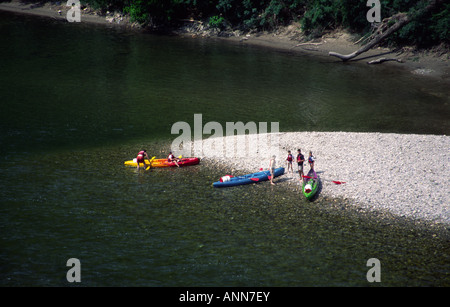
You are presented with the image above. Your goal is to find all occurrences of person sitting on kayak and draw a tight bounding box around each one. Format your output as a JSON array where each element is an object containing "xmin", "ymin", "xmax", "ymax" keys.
[
  {"xmin": 308, "ymin": 151, "xmax": 315, "ymax": 170},
  {"xmin": 167, "ymin": 152, "xmax": 180, "ymax": 167},
  {"xmin": 297, "ymin": 149, "xmax": 305, "ymax": 180},
  {"xmin": 286, "ymin": 150, "xmax": 293, "ymax": 175},
  {"xmin": 136, "ymin": 149, "xmax": 149, "ymax": 170}
]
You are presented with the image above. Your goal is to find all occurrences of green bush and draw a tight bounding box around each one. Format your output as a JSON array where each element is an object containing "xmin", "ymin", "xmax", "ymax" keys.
[
  {"xmin": 386, "ymin": 1, "xmax": 450, "ymax": 47},
  {"xmin": 301, "ymin": 0, "xmax": 341, "ymax": 36},
  {"xmin": 430, "ymin": 3, "xmax": 450, "ymax": 43},
  {"xmin": 209, "ymin": 15, "xmax": 225, "ymax": 29},
  {"xmin": 123, "ymin": 1, "xmax": 150, "ymax": 24}
]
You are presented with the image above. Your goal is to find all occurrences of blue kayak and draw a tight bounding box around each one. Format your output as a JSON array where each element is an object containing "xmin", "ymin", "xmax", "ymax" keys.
[{"xmin": 213, "ymin": 167, "xmax": 285, "ymax": 188}]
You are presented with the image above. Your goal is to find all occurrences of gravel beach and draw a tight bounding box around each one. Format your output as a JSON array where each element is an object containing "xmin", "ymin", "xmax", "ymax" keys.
[{"xmin": 192, "ymin": 132, "xmax": 449, "ymax": 225}]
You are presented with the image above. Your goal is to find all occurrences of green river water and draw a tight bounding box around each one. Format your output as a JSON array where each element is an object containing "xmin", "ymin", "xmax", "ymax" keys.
[{"xmin": 0, "ymin": 11, "xmax": 449, "ymax": 287}]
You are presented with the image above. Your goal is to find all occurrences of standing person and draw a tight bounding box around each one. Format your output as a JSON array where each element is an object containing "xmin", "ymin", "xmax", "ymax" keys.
[
  {"xmin": 269, "ymin": 155, "xmax": 276, "ymax": 185},
  {"xmin": 136, "ymin": 149, "xmax": 149, "ymax": 170},
  {"xmin": 167, "ymin": 151, "xmax": 180, "ymax": 167},
  {"xmin": 308, "ymin": 151, "xmax": 315, "ymax": 170},
  {"xmin": 297, "ymin": 149, "xmax": 305, "ymax": 180},
  {"xmin": 286, "ymin": 150, "xmax": 293, "ymax": 175}
]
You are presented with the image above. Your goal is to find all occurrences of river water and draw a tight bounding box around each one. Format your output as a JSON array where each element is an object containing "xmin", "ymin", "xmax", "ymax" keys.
[{"xmin": 0, "ymin": 11, "xmax": 449, "ymax": 286}]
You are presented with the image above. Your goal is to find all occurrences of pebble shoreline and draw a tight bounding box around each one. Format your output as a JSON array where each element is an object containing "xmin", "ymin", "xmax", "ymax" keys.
[{"xmin": 192, "ymin": 132, "xmax": 449, "ymax": 225}]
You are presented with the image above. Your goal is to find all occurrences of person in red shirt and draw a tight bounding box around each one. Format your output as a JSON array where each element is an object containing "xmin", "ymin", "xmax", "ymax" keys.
[
  {"xmin": 136, "ymin": 149, "xmax": 149, "ymax": 170},
  {"xmin": 286, "ymin": 150, "xmax": 293, "ymax": 175},
  {"xmin": 167, "ymin": 151, "xmax": 180, "ymax": 167}
]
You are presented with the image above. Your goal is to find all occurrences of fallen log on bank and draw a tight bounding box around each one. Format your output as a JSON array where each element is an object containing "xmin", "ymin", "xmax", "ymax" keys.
[
  {"xmin": 367, "ymin": 57, "xmax": 404, "ymax": 64},
  {"xmin": 291, "ymin": 42, "xmax": 324, "ymax": 49},
  {"xmin": 329, "ymin": 0, "xmax": 441, "ymax": 63}
]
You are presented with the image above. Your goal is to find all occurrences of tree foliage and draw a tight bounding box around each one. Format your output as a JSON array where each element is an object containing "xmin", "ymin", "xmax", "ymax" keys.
[{"xmin": 79, "ymin": 0, "xmax": 449, "ymax": 47}]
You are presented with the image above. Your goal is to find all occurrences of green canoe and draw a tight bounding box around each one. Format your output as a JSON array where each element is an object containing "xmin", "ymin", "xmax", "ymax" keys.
[{"xmin": 302, "ymin": 169, "xmax": 319, "ymax": 200}]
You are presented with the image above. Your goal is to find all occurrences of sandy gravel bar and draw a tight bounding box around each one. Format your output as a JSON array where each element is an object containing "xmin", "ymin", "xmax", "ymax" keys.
[{"xmin": 192, "ymin": 132, "xmax": 449, "ymax": 224}]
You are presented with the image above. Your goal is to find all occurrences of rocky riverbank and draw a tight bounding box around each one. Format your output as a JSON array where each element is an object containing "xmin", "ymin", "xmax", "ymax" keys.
[{"xmin": 193, "ymin": 132, "xmax": 449, "ymax": 225}]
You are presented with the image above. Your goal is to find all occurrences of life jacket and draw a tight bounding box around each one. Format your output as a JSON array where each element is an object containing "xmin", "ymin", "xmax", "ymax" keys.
[
  {"xmin": 308, "ymin": 156, "xmax": 314, "ymax": 164},
  {"xmin": 304, "ymin": 184, "xmax": 312, "ymax": 193},
  {"xmin": 137, "ymin": 151, "xmax": 146, "ymax": 162},
  {"xmin": 287, "ymin": 154, "xmax": 293, "ymax": 162},
  {"xmin": 220, "ymin": 175, "xmax": 233, "ymax": 182},
  {"xmin": 297, "ymin": 154, "xmax": 304, "ymax": 162},
  {"xmin": 168, "ymin": 154, "xmax": 174, "ymax": 162}
]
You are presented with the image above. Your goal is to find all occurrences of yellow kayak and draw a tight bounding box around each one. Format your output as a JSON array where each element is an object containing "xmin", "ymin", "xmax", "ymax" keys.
[{"xmin": 124, "ymin": 157, "xmax": 200, "ymax": 168}]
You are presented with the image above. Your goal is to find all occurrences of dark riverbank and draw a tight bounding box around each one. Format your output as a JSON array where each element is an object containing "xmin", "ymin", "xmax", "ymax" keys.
[{"xmin": 1, "ymin": 0, "xmax": 449, "ymax": 82}]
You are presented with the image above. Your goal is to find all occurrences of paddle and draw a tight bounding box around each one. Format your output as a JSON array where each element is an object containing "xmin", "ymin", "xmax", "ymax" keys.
[
  {"xmin": 175, "ymin": 155, "xmax": 183, "ymax": 167},
  {"xmin": 331, "ymin": 180, "xmax": 346, "ymax": 184},
  {"xmin": 146, "ymin": 156, "xmax": 156, "ymax": 170},
  {"xmin": 260, "ymin": 168, "xmax": 271, "ymax": 180},
  {"xmin": 302, "ymin": 175, "xmax": 345, "ymax": 184}
]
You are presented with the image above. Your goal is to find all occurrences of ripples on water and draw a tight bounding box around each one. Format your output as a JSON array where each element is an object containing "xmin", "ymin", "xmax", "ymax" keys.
[{"xmin": 1, "ymin": 142, "xmax": 449, "ymax": 286}]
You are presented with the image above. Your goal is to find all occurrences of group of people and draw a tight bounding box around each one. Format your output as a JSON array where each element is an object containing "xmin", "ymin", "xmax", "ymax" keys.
[
  {"xmin": 269, "ymin": 149, "xmax": 315, "ymax": 185},
  {"xmin": 135, "ymin": 150, "xmax": 180, "ymax": 170},
  {"xmin": 136, "ymin": 148, "xmax": 315, "ymax": 186},
  {"xmin": 289, "ymin": 149, "xmax": 315, "ymax": 176},
  {"xmin": 286, "ymin": 149, "xmax": 315, "ymax": 176}
]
